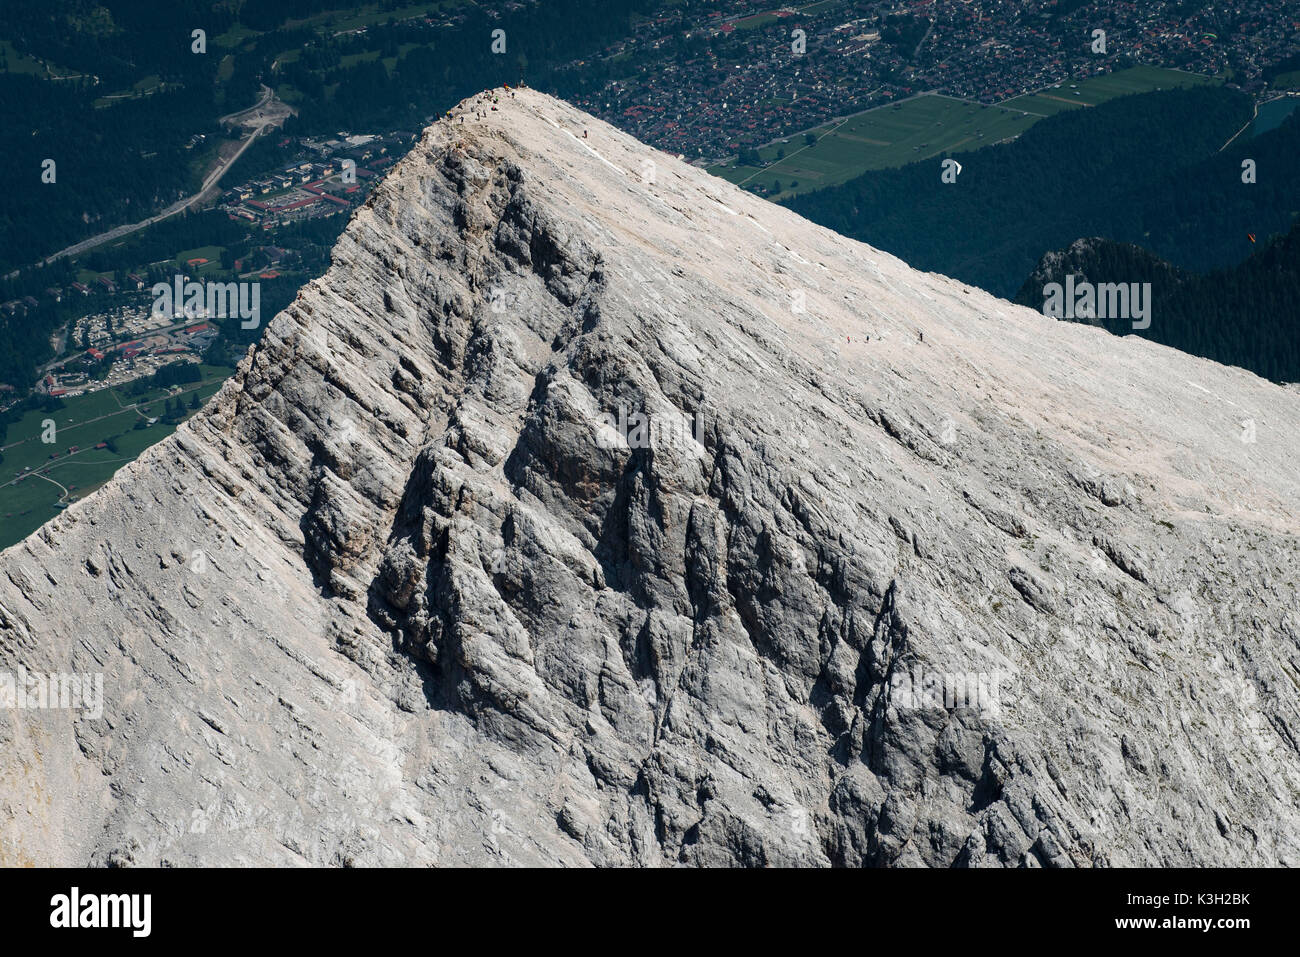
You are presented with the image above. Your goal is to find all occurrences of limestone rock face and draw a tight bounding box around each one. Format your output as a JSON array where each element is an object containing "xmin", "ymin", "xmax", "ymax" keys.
[{"xmin": 2, "ymin": 89, "xmax": 1299, "ymax": 867}]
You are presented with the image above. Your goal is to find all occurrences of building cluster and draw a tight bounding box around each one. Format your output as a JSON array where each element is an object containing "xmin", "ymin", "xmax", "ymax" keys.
[
  {"xmin": 4, "ymin": 272, "xmax": 144, "ymax": 314},
  {"xmin": 913, "ymin": 0, "xmax": 1295, "ymax": 102},
  {"xmin": 218, "ymin": 132, "xmax": 410, "ymax": 227},
  {"xmin": 8, "ymin": 0, "xmax": 1295, "ymax": 407},
  {"xmin": 40, "ymin": 304, "xmax": 216, "ymax": 398},
  {"xmin": 570, "ymin": 0, "xmax": 1298, "ymax": 163}
]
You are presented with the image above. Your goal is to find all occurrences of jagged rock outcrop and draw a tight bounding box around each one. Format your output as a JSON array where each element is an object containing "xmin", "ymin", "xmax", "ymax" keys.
[{"xmin": 2, "ymin": 89, "xmax": 1299, "ymax": 867}]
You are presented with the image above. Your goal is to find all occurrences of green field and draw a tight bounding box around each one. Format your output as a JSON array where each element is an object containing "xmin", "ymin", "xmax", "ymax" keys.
[
  {"xmin": 340, "ymin": 49, "xmax": 384, "ymax": 69},
  {"xmin": 726, "ymin": 0, "xmax": 839, "ymax": 30},
  {"xmin": 215, "ymin": 24, "xmax": 264, "ymax": 49},
  {"xmin": 176, "ymin": 246, "xmax": 226, "ymax": 273},
  {"xmin": 0, "ymin": 365, "xmax": 233, "ymax": 551},
  {"xmin": 275, "ymin": 82, "xmax": 305, "ymax": 105},
  {"xmin": 796, "ymin": 0, "xmax": 841, "ymax": 14},
  {"xmin": 1001, "ymin": 65, "xmax": 1218, "ymax": 116},
  {"xmin": 712, "ymin": 66, "xmax": 1221, "ymax": 200},
  {"xmin": 0, "ymin": 39, "xmax": 84, "ymax": 79},
  {"xmin": 712, "ymin": 94, "xmax": 1039, "ymax": 199},
  {"xmin": 0, "ymin": 38, "xmax": 47, "ymax": 75},
  {"xmin": 74, "ymin": 267, "xmax": 115, "ymax": 284},
  {"xmin": 730, "ymin": 12, "xmax": 783, "ymax": 31},
  {"xmin": 284, "ymin": 0, "xmax": 458, "ymax": 34}
]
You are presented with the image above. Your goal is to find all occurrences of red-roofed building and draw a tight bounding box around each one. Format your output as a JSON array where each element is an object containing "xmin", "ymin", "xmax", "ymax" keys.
[{"xmin": 274, "ymin": 197, "xmax": 320, "ymax": 212}]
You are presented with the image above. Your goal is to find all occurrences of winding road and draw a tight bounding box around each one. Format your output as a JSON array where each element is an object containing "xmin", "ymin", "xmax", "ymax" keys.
[{"xmin": 27, "ymin": 87, "xmax": 291, "ymax": 270}]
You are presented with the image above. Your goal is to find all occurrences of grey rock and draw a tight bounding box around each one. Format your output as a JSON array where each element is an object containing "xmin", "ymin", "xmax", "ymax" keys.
[{"xmin": 2, "ymin": 89, "xmax": 1299, "ymax": 867}]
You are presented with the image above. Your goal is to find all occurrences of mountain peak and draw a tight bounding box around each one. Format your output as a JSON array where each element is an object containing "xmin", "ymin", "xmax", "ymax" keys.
[{"xmin": 2, "ymin": 90, "xmax": 1299, "ymax": 867}]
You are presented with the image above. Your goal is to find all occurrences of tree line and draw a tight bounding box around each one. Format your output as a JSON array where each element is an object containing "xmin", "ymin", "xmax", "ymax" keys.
[{"xmin": 1014, "ymin": 223, "xmax": 1300, "ymax": 383}]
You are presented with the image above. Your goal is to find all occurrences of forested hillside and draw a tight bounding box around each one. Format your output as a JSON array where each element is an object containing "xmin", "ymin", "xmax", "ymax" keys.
[
  {"xmin": 0, "ymin": 0, "xmax": 656, "ymax": 273},
  {"xmin": 1014, "ymin": 223, "xmax": 1300, "ymax": 383},
  {"xmin": 786, "ymin": 87, "xmax": 1297, "ymax": 298}
]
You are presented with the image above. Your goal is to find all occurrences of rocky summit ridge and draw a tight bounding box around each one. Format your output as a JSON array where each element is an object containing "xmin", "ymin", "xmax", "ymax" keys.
[{"xmin": 2, "ymin": 89, "xmax": 1299, "ymax": 867}]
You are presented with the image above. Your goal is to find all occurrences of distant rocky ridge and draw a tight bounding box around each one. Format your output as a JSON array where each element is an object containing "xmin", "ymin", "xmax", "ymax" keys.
[{"xmin": 2, "ymin": 89, "xmax": 1299, "ymax": 867}]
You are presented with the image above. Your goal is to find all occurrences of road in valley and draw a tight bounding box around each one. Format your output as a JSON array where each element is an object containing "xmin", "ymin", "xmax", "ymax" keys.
[{"xmin": 22, "ymin": 87, "xmax": 291, "ymax": 270}]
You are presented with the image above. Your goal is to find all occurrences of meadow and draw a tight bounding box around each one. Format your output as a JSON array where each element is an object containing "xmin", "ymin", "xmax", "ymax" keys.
[
  {"xmin": 711, "ymin": 66, "xmax": 1221, "ymax": 200},
  {"xmin": 0, "ymin": 365, "xmax": 232, "ymax": 550}
]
